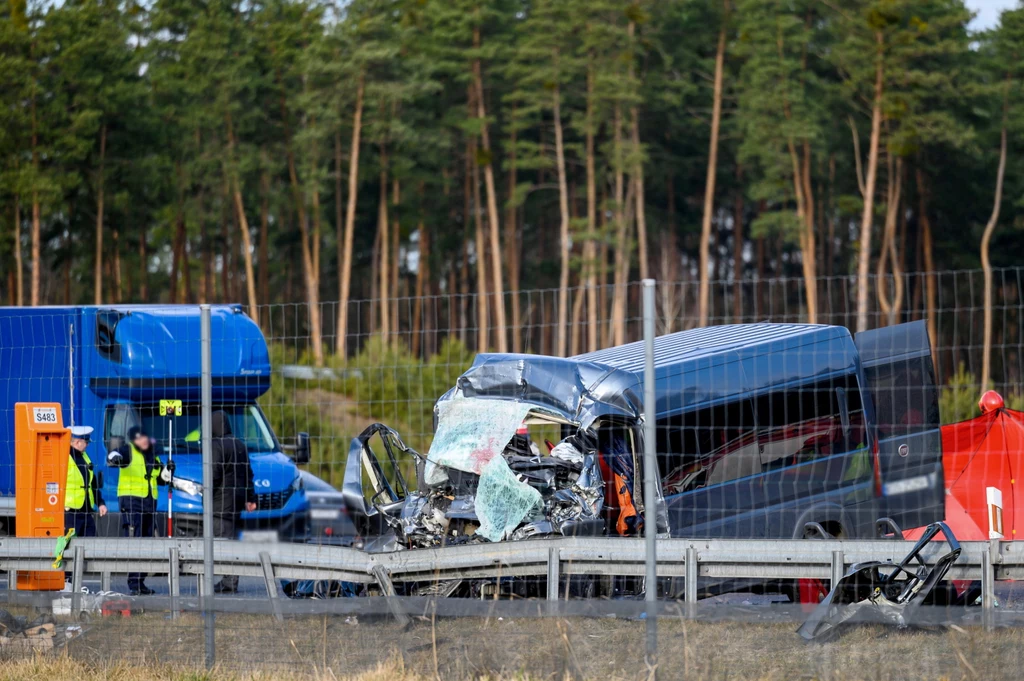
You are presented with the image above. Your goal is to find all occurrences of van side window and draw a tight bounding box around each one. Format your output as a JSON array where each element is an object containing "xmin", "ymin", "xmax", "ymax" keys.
[
  {"xmin": 659, "ymin": 399, "xmax": 757, "ymax": 495},
  {"xmin": 864, "ymin": 357, "xmax": 939, "ymax": 439},
  {"xmin": 753, "ymin": 375, "xmax": 864, "ymax": 471}
]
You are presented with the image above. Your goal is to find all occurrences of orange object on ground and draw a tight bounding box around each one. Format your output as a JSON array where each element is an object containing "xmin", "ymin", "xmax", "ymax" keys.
[
  {"xmin": 14, "ymin": 403, "xmax": 71, "ymax": 590},
  {"xmin": 905, "ymin": 392, "xmax": 1024, "ymax": 542}
]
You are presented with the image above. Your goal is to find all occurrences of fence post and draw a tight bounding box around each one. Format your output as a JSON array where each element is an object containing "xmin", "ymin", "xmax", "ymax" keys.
[
  {"xmin": 200, "ymin": 304, "xmax": 215, "ymax": 669},
  {"xmin": 642, "ymin": 278, "xmax": 658, "ymax": 673}
]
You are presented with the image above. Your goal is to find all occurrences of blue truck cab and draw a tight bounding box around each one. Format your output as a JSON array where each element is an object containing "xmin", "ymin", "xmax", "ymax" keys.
[{"xmin": 0, "ymin": 305, "xmax": 314, "ymax": 540}]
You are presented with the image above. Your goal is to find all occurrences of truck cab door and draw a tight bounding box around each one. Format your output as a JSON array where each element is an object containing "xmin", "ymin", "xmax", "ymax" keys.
[{"xmin": 855, "ymin": 320, "xmax": 944, "ymax": 531}]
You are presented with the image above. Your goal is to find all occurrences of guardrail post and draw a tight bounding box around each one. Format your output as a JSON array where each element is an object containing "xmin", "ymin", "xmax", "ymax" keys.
[
  {"xmin": 168, "ymin": 548, "xmax": 180, "ymax": 620},
  {"xmin": 547, "ymin": 547, "xmax": 560, "ymax": 602},
  {"xmin": 982, "ymin": 549, "xmax": 995, "ymax": 631},
  {"xmin": 684, "ymin": 546, "xmax": 698, "ymax": 618},
  {"xmin": 70, "ymin": 545, "xmax": 85, "ymax": 616},
  {"xmin": 830, "ymin": 550, "xmax": 844, "ymax": 589},
  {"xmin": 259, "ymin": 551, "xmax": 283, "ymax": 622},
  {"xmin": 371, "ymin": 564, "xmax": 410, "ymax": 626}
]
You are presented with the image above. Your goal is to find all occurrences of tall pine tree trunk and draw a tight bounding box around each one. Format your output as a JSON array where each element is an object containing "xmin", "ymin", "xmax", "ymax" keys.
[
  {"xmin": 585, "ymin": 60, "xmax": 599, "ymax": 352},
  {"xmin": 797, "ymin": 141, "xmax": 817, "ymax": 323},
  {"xmin": 473, "ymin": 26, "xmax": 507, "ymax": 352},
  {"xmin": 506, "ymin": 111, "xmax": 522, "ymax": 353},
  {"xmin": 470, "ymin": 135, "xmax": 488, "ymax": 353},
  {"xmin": 553, "ymin": 73, "xmax": 571, "ymax": 358},
  {"xmin": 981, "ymin": 74, "xmax": 1010, "ymax": 390},
  {"xmin": 412, "ymin": 212, "xmax": 428, "ymax": 357},
  {"xmin": 259, "ymin": 158, "xmax": 270, "ymax": 313},
  {"xmin": 390, "ymin": 179, "xmax": 400, "ymax": 345},
  {"xmin": 699, "ymin": 15, "xmax": 727, "ymax": 327},
  {"xmin": 138, "ymin": 228, "xmax": 147, "ymax": 301},
  {"xmin": 856, "ymin": 32, "xmax": 884, "ymax": 333},
  {"xmin": 13, "ymin": 195, "xmax": 23, "ymax": 306},
  {"xmin": 609, "ymin": 104, "xmax": 629, "ymax": 347},
  {"xmin": 378, "ymin": 162, "xmax": 391, "ymax": 343},
  {"xmin": 30, "ymin": 88, "xmax": 40, "ymax": 306},
  {"xmin": 915, "ymin": 166, "xmax": 938, "ymax": 360},
  {"xmin": 877, "ymin": 154, "xmax": 903, "ymax": 327},
  {"xmin": 627, "ymin": 22, "xmax": 648, "ymax": 283},
  {"xmin": 112, "ymin": 227, "xmax": 122, "ymax": 303},
  {"xmin": 733, "ymin": 164, "xmax": 744, "ymax": 322},
  {"xmin": 336, "ymin": 76, "xmax": 364, "ymax": 358},
  {"xmin": 94, "ymin": 124, "xmax": 106, "ymax": 304},
  {"xmin": 226, "ymin": 110, "xmax": 259, "ymax": 322},
  {"xmin": 284, "ymin": 108, "xmax": 324, "ymax": 366}
]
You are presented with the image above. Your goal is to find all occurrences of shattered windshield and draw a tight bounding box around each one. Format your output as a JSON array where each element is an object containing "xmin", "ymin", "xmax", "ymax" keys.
[{"xmin": 424, "ymin": 398, "xmax": 542, "ymax": 541}]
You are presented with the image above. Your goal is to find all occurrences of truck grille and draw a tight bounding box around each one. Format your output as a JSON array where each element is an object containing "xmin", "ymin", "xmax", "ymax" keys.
[{"xmin": 256, "ymin": 488, "xmax": 293, "ymax": 511}]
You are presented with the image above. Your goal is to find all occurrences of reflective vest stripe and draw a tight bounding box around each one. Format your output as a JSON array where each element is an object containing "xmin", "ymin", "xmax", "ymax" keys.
[
  {"xmin": 66, "ymin": 452, "xmax": 94, "ymax": 511},
  {"xmin": 117, "ymin": 444, "xmax": 159, "ymax": 499}
]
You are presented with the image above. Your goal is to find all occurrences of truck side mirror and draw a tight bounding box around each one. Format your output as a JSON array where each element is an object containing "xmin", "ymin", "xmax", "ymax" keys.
[{"xmin": 293, "ymin": 432, "xmax": 311, "ymax": 465}]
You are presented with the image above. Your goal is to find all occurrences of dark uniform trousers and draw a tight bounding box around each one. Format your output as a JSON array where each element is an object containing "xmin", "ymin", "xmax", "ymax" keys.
[{"xmin": 120, "ymin": 495, "xmax": 156, "ymax": 591}]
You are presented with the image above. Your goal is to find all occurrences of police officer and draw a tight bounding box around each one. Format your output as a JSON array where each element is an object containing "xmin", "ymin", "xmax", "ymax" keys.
[
  {"xmin": 108, "ymin": 426, "xmax": 173, "ymax": 595},
  {"xmin": 66, "ymin": 426, "xmax": 106, "ymax": 537}
]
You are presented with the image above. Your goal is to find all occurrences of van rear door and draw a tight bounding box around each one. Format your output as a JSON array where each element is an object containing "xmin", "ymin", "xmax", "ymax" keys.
[{"xmin": 855, "ymin": 320, "xmax": 944, "ymax": 531}]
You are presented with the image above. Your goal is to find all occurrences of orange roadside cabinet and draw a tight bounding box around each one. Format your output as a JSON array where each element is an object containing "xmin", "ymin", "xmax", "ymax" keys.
[{"xmin": 14, "ymin": 402, "xmax": 71, "ymax": 590}]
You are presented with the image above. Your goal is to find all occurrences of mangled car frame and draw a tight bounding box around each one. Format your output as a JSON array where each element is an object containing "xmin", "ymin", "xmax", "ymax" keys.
[{"xmin": 343, "ymin": 354, "xmax": 667, "ymax": 580}]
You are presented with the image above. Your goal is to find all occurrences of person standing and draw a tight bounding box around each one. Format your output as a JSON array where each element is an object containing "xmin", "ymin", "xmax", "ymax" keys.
[
  {"xmin": 107, "ymin": 426, "xmax": 173, "ymax": 595},
  {"xmin": 65, "ymin": 425, "xmax": 106, "ymax": 536},
  {"xmin": 210, "ymin": 410, "xmax": 256, "ymax": 593}
]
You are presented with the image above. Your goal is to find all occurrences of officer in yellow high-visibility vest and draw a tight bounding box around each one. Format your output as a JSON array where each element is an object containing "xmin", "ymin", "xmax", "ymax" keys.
[
  {"xmin": 107, "ymin": 426, "xmax": 173, "ymax": 595},
  {"xmin": 66, "ymin": 425, "xmax": 106, "ymax": 538}
]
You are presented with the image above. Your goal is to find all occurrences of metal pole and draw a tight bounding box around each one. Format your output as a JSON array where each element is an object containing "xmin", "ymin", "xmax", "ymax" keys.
[
  {"xmin": 641, "ymin": 278, "xmax": 658, "ymax": 672},
  {"xmin": 200, "ymin": 304, "xmax": 215, "ymax": 668}
]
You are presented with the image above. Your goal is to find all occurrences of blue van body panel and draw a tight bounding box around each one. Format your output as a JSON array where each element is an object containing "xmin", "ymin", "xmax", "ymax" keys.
[
  {"xmin": 576, "ymin": 323, "xmax": 882, "ymax": 539},
  {"xmin": 0, "ymin": 305, "xmax": 307, "ymax": 537}
]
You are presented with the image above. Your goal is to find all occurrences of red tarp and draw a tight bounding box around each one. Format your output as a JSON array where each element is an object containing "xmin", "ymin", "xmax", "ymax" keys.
[{"xmin": 906, "ymin": 394, "xmax": 1024, "ymax": 542}]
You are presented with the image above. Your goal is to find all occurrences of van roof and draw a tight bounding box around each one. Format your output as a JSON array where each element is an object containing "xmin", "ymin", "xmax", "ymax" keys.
[{"xmin": 573, "ymin": 323, "xmax": 844, "ymax": 375}]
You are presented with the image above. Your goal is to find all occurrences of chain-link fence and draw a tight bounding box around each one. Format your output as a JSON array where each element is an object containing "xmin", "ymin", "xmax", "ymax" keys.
[{"xmin": 3, "ymin": 268, "xmax": 1024, "ymax": 679}]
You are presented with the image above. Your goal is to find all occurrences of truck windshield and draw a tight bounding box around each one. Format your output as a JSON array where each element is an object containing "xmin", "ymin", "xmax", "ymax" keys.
[{"xmin": 105, "ymin": 403, "xmax": 279, "ymax": 454}]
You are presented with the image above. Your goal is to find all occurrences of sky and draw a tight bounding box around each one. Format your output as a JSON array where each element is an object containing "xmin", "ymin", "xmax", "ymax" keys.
[{"xmin": 966, "ymin": 0, "xmax": 1020, "ymax": 29}]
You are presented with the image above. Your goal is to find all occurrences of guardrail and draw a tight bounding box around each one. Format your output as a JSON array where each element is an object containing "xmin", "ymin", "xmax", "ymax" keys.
[{"xmin": 2, "ymin": 535, "xmax": 1021, "ymax": 621}]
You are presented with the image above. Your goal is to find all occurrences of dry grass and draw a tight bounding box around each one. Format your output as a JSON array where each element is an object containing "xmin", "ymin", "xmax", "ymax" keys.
[{"xmin": 3, "ymin": 611, "xmax": 1024, "ymax": 681}]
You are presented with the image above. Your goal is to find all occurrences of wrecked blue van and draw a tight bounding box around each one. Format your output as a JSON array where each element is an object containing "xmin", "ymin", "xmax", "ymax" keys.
[{"xmin": 344, "ymin": 321, "xmax": 942, "ymax": 555}]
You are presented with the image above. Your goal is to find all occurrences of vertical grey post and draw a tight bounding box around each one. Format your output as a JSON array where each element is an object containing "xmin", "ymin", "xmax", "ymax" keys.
[
  {"xmin": 70, "ymin": 545, "xmax": 84, "ymax": 616},
  {"xmin": 684, "ymin": 546, "xmax": 698, "ymax": 618},
  {"xmin": 200, "ymin": 304, "xmax": 215, "ymax": 668},
  {"xmin": 547, "ymin": 547, "xmax": 560, "ymax": 602},
  {"xmin": 641, "ymin": 279, "xmax": 658, "ymax": 671},
  {"xmin": 981, "ymin": 550, "xmax": 995, "ymax": 631},
  {"xmin": 169, "ymin": 547, "xmax": 180, "ymax": 620},
  {"xmin": 830, "ymin": 550, "xmax": 845, "ymax": 590}
]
